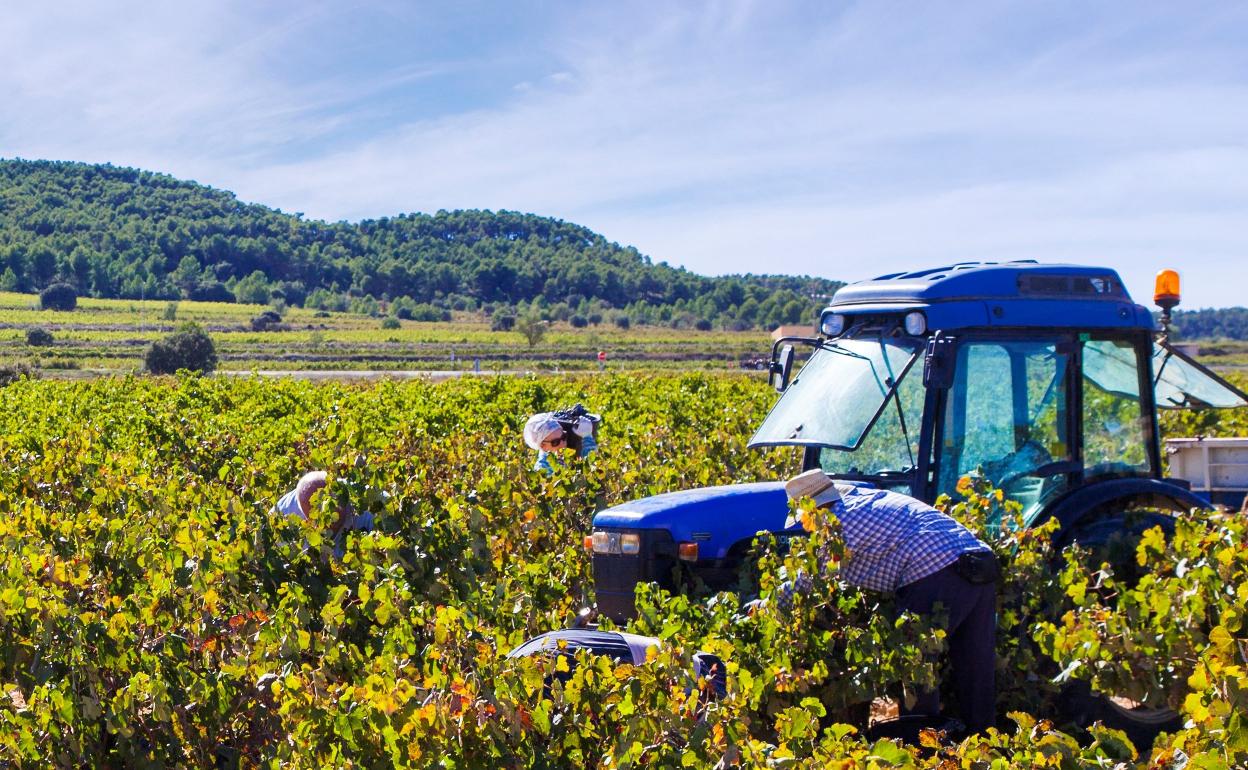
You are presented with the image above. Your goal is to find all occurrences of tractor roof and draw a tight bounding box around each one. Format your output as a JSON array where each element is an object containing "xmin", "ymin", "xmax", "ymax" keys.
[{"xmin": 826, "ymin": 261, "xmax": 1156, "ymax": 332}]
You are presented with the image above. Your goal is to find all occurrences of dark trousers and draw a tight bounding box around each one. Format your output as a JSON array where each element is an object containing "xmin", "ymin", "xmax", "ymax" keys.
[{"xmin": 894, "ymin": 563, "xmax": 996, "ymax": 733}]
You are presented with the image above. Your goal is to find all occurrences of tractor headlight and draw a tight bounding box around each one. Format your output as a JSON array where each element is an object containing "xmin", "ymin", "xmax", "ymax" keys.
[
  {"xmin": 820, "ymin": 313, "xmax": 846, "ymax": 337},
  {"xmin": 591, "ymin": 530, "xmax": 641, "ymax": 555},
  {"xmin": 904, "ymin": 311, "xmax": 927, "ymax": 336}
]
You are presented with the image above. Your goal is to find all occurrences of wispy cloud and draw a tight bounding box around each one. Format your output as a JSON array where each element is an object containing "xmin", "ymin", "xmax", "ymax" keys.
[
  {"xmin": 2, "ymin": 2, "xmax": 340, "ymax": 167},
  {"xmin": 2, "ymin": 1, "xmax": 1247, "ymax": 305}
]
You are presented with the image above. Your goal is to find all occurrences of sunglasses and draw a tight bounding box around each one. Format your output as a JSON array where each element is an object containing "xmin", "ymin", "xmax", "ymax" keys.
[{"xmin": 540, "ymin": 434, "xmax": 566, "ymax": 450}]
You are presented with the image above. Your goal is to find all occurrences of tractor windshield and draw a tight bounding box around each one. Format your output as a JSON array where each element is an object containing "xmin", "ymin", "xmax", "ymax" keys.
[{"xmin": 749, "ymin": 336, "xmax": 921, "ymax": 450}]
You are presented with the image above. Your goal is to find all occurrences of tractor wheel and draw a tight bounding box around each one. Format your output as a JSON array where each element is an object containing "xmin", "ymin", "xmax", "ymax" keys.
[
  {"xmin": 1058, "ymin": 681, "xmax": 1182, "ymax": 750},
  {"xmin": 1056, "ymin": 503, "xmax": 1188, "ymax": 749}
]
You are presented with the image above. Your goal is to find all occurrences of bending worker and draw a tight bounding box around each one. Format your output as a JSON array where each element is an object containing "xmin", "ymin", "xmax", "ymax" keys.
[
  {"xmin": 523, "ymin": 404, "xmax": 600, "ymax": 474},
  {"xmin": 274, "ymin": 471, "xmax": 374, "ymax": 557},
  {"xmin": 783, "ymin": 469, "xmax": 999, "ymax": 734}
]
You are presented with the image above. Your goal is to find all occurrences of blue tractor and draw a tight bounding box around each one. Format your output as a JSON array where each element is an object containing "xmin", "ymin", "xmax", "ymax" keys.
[
  {"xmin": 590, "ymin": 261, "xmax": 1246, "ymax": 618},
  {"xmin": 587, "ymin": 261, "xmax": 1247, "ymax": 740}
]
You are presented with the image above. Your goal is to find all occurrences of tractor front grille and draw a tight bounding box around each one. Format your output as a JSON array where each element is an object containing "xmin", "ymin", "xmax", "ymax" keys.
[{"xmin": 592, "ymin": 528, "xmax": 677, "ymax": 621}]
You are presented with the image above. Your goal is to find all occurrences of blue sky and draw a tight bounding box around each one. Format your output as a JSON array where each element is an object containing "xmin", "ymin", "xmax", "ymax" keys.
[{"xmin": 3, "ymin": 1, "xmax": 1247, "ymax": 307}]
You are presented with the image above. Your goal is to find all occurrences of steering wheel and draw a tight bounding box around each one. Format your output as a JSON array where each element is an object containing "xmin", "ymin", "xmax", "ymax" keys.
[{"xmin": 1000, "ymin": 460, "xmax": 1074, "ymax": 487}]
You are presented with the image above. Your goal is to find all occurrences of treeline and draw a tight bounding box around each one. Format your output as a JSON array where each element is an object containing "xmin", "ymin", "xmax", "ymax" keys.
[
  {"xmin": 1171, "ymin": 307, "xmax": 1248, "ymax": 341},
  {"xmin": 0, "ymin": 159, "xmax": 841, "ymax": 329}
]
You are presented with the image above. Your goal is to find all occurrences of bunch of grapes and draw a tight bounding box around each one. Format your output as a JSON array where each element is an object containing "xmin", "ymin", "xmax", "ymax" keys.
[{"xmin": 775, "ymin": 581, "xmax": 795, "ymax": 612}]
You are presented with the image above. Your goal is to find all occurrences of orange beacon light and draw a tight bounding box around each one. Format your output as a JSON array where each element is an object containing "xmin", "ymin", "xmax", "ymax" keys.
[
  {"xmin": 1154, "ymin": 269, "xmax": 1181, "ymax": 310},
  {"xmin": 1154, "ymin": 269, "xmax": 1181, "ymax": 330}
]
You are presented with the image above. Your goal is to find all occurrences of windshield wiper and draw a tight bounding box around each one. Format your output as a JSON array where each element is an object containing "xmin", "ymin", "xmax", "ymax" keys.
[
  {"xmin": 818, "ymin": 341, "xmax": 872, "ymax": 362},
  {"xmin": 875, "ymin": 335, "xmax": 917, "ymax": 471}
]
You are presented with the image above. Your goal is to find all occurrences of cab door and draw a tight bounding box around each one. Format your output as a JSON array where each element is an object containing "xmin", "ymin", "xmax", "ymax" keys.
[{"xmin": 934, "ymin": 336, "xmax": 1077, "ymax": 513}]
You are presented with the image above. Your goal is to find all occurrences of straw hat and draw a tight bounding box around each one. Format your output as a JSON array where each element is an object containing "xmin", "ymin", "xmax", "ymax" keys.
[{"xmin": 785, "ymin": 469, "xmax": 843, "ymax": 508}]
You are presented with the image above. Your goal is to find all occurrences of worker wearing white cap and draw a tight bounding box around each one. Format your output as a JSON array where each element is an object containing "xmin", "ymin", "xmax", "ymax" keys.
[
  {"xmin": 523, "ymin": 404, "xmax": 600, "ymax": 474},
  {"xmin": 783, "ymin": 469, "xmax": 998, "ymax": 734},
  {"xmin": 273, "ymin": 470, "xmax": 375, "ymax": 558}
]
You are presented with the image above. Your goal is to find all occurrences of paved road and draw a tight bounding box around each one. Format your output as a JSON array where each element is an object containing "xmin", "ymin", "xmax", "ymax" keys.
[
  {"xmin": 219, "ymin": 369, "xmax": 533, "ymax": 381},
  {"xmin": 50, "ymin": 368, "xmax": 592, "ymax": 381}
]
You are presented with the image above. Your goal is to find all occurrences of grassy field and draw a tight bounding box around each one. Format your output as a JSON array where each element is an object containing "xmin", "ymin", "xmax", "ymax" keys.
[
  {"xmin": 1185, "ymin": 339, "xmax": 1248, "ymax": 370},
  {"xmin": 0, "ymin": 292, "xmax": 775, "ymax": 374},
  {"xmin": 3, "ymin": 291, "xmax": 1245, "ymax": 377}
]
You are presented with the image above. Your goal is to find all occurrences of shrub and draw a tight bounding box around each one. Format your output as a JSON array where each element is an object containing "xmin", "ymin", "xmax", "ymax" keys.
[
  {"xmin": 491, "ymin": 314, "xmax": 516, "ymax": 332},
  {"xmin": 547, "ymin": 302, "xmax": 571, "ymax": 322},
  {"xmin": 570, "ymin": 315, "xmax": 589, "ymax": 329},
  {"xmin": 163, "ymin": 302, "xmax": 179, "ymax": 321},
  {"xmin": 39, "ymin": 283, "xmax": 77, "ymax": 311},
  {"xmin": 0, "ymin": 361, "xmax": 37, "ymax": 386},
  {"xmin": 250, "ymin": 310, "xmax": 284, "ymax": 332},
  {"xmin": 232, "ymin": 271, "xmax": 272, "ymax": 305},
  {"xmin": 275, "ymin": 281, "xmax": 306, "ymax": 307},
  {"xmin": 26, "ymin": 328, "xmax": 54, "ymax": 346},
  {"xmin": 349, "ymin": 295, "xmax": 381, "ymax": 317},
  {"xmin": 588, "ymin": 312, "xmax": 603, "ymax": 326},
  {"xmin": 306, "ymin": 289, "xmax": 346, "ymax": 312},
  {"xmin": 408, "ymin": 303, "xmax": 452, "ymax": 322},
  {"xmin": 380, "ymin": 317, "xmax": 401, "ymax": 330},
  {"xmin": 391, "ymin": 297, "xmax": 417, "ymax": 320},
  {"xmin": 145, "ymin": 322, "xmax": 217, "ymax": 375},
  {"xmin": 614, "ymin": 315, "xmax": 631, "ymax": 330},
  {"xmin": 695, "ymin": 318, "xmax": 713, "ymax": 331},
  {"xmin": 516, "ymin": 313, "xmax": 548, "ymax": 347},
  {"xmin": 189, "ymin": 282, "xmax": 235, "ymax": 303}
]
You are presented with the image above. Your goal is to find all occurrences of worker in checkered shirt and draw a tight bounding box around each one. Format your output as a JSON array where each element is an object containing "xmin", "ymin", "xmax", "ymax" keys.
[{"xmin": 783, "ymin": 469, "xmax": 1000, "ymax": 735}]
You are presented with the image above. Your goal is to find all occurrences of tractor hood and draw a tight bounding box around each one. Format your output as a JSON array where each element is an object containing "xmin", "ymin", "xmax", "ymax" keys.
[{"xmin": 592, "ymin": 482, "xmax": 793, "ymax": 560}]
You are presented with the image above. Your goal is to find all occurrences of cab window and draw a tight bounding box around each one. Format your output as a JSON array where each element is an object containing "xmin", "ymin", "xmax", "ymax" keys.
[
  {"xmin": 1081, "ymin": 339, "xmax": 1151, "ymax": 477},
  {"xmin": 939, "ymin": 340, "xmax": 1073, "ymax": 511}
]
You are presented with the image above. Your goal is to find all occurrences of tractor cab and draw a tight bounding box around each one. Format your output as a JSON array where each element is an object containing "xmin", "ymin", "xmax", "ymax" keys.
[
  {"xmin": 590, "ymin": 262, "xmax": 1247, "ymax": 621},
  {"xmin": 752, "ymin": 262, "xmax": 1246, "ymax": 526}
]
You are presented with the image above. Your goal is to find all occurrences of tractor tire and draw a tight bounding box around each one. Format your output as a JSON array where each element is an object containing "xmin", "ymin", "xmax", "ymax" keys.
[
  {"xmin": 1053, "ymin": 492, "xmax": 1197, "ymax": 750},
  {"xmin": 1058, "ymin": 681, "xmax": 1182, "ymax": 750}
]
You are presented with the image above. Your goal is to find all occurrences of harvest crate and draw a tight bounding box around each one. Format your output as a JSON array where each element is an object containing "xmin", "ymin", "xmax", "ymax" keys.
[{"xmin": 1165, "ymin": 436, "xmax": 1248, "ymax": 509}]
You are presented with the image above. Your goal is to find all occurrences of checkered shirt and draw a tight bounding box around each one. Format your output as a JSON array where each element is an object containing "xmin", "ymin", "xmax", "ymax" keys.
[{"xmin": 828, "ymin": 485, "xmax": 989, "ymax": 592}]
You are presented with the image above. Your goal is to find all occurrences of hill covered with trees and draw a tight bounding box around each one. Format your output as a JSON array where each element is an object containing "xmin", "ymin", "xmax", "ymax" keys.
[
  {"xmin": 1172, "ymin": 307, "xmax": 1248, "ymax": 341},
  {"xmin": 0, "ymin": 159, "xmax": 840, "ymax": 329}
]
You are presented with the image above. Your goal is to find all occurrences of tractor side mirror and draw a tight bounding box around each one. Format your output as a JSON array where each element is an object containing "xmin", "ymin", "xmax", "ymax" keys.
[
  {"xmin": 770, "ymin": 344, "xmax": 795, "ymax": 392},
  {"xmin": 923, "ymin": 334, "xmax": 956, "ymax": 389}
]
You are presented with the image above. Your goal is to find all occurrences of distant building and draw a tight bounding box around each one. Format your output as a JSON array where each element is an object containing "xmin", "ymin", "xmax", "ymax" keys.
[{"xmin": 771, "ymin": 324, "xmax": 812, "ymax": 341}]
